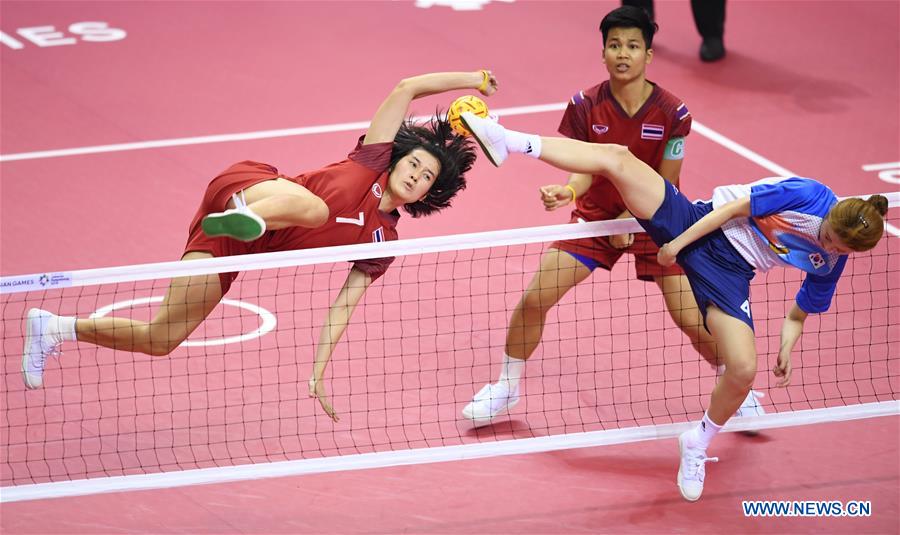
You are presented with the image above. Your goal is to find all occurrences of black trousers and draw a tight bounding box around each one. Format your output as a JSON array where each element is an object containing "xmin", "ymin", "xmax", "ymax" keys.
[{"xmin": 622, "ymin": 0, "xmax": 726, "ymax": 39}]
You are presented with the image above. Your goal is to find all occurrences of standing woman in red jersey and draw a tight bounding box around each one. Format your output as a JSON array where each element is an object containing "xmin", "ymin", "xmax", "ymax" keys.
[
  {"xmin": 462, "ymin": 7, "xmax": 764, "ymax": 428},
  {"xmin": 23, "ymin": 70, "xmax": 498, "ymax": 420}
]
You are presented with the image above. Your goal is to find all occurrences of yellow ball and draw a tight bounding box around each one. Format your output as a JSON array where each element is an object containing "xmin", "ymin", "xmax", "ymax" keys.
[{"xmin": 447, "ymin": 95, "xmax": 489, "ymax": 137}]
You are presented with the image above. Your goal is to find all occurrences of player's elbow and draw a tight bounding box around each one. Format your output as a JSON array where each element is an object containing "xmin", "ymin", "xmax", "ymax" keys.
[{"xmin": 392, "ymin": 78, "xmax": 417, "ymax": 99}]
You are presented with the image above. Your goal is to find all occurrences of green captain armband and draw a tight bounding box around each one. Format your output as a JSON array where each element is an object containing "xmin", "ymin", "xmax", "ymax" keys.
[{"xmin": 663, "ymin": 137, "xmax": 685, "ymax": 160}]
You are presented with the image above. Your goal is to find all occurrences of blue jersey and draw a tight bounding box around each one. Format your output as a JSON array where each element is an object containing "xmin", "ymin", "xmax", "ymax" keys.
[{"xmin": 712, "ymin": 177, "xmax": 847, "ymax": 313}]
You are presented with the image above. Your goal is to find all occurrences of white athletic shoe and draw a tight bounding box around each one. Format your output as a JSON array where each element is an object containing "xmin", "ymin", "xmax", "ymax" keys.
[
  {"xmin": 734, "ymin": 390, "xmax": 766, "ymax": 418},
  {"xmin": 734, "ymin": 390, "xmax": 766, "ymax": 436},
  {"xmin": 22, "ymin": 308, "xmax": 62, "ymax": 390},
  {"xmin": 460, "ymin": 112, "xmax": 508, "ymax": 167},
  {"xmin": 461, "ymin": 382, "xmax": 520, "ymax": 426},
  {"xmin": 677, "ymin": 431, "xmax": 719, "ymax": 502},
  {"xmin": 201, "ymin": 192, "xmax": 266, "ymax": 242}
]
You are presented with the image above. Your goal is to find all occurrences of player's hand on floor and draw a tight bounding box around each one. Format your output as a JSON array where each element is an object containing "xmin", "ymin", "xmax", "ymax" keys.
[
  {"xmin": 539, "ymin": 185, "xmax": 573, "ymax": 211},
  {"xmin": 610, "ymin": 233, "xmax": 635, "ymax": 250},
  {"xmin": 656, "ymin": 242, "xmax": 677, "ymax": 265},
  {"xmin": 309, "ymin": 376, "xmax": 340, "ymax": 422}
]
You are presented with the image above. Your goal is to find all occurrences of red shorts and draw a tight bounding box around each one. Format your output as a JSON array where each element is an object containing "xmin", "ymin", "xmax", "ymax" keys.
[
  {"xmin": 551, "ymin": 217, "xmax": 684, "ymax": 281},
  {"xmin": 184, "ymin": 161, "xmax": 285, "ymax": 294}
]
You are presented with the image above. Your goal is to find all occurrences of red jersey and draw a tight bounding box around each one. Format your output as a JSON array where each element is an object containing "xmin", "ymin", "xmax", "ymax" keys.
[
  {"xmin": 558, "ymin": 80, "xmax": 692, "ymax": 221},
  {"xmin": 185, "ymin": 138, "xmax": 398, "ymax": 293},
  {"xmin": 269, "ymin": 138, "xmax": 399, "ymax": 276}
]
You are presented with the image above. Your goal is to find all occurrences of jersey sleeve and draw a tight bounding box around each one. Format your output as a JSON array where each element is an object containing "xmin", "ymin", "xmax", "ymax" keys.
[
  {"xmin": 557, "ymin": 91, "xmax": 591, "ymax": 141},
  {"xmin": 670, "ymin": 101, "xmax": 692, "ymax": 139},
  {"xmin": 749, "ymin": 178, "xmax": 830, "ymax": 217},
  {"xmin": 349, "ymin": 136, "xmax": 393, "ymax": 173},
  {"xmin": 795, "ymin": 254, "xmax": 847, "ymax": 313},
  {"xmin": 352, "ymin": 256, "xmax": 395, "ymax": 281}
]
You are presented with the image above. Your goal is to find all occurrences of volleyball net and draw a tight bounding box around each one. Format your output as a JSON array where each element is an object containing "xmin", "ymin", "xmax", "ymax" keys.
[{"xmin": 2, "ymin": 193, "xmax": 898, "ymax": 501}]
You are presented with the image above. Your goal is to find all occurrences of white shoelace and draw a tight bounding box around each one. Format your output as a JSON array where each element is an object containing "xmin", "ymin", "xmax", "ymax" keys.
[
  {"xmin": 684, "ymin": 450, "xmax": 719, "ymax": 481},
  {"xmin": 231, "ymin": 191, "xmax": 248, "ymax": 210},
  {"xmin": 31, "ymin": 341, "xmax": 62, "ymax": 369},
  {"xmin": 740, "ymin": 390, "xmax": 765, "ymax": 410}
]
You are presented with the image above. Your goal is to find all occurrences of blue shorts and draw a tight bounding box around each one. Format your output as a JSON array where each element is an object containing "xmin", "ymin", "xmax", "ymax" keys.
[
  {"xmin": 566, "ymin": 251, "xmax": 602, "ymax": 271},
  {"xmin": 635, "ymin": 181, "xmax": 757, "ymax": 330}
]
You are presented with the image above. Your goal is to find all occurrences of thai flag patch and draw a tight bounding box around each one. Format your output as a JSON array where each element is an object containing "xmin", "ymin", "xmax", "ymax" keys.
[
  {"xmin": 641, "ymin": 123, "xmax": 664, "ymax": 140},
  {"xmin": 570, "ymin": 91, "xmax": 585, "ymax": 106},
  {"xmin": 372, "ymin": 227, "xmax": 385, "ymax": 242},
  {"xmin": 676, "ymin": 102, "xmax": 691, "ymax": 121}
]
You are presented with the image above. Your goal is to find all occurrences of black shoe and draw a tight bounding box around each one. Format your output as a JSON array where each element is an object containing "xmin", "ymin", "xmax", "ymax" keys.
[{"xmin": 700, "ymin": 37, "xmax": 726, "ymax": 62}]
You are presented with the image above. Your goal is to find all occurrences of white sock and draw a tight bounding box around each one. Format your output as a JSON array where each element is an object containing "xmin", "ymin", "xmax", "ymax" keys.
[
  {"xmin": 686, "ymin": 411, "xmax": 722, "ymax": 450},
  {"xmin": 498, "ymin": 354, "xmax": 525, "ymax": 390},
  {"xmin": 50, "ymin": 315, "xmax": 77, "ymax": 343},
  {"xmin": 716, "ymin": 364, "xmax": 726, "ymax": 376},
  {"xmin": 503, "ymin": 129, "xmax": 542, "ymax": 159}
]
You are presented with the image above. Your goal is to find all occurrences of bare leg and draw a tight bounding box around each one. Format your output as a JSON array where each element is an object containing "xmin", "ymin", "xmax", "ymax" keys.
[
  {"xmin": 656, "ymin": 274, "xmax": 718, "ymax": 367},
  {"xmin": 537, "ymin": 138, "xmax": 667, "ymax": 220},
  {"xmin": 506, "ymin": 249, "xmax": 592, "ymax": 359},
  {"xmin": 74, "ymin": 252, "xmax": 223, "ymax": 356},
  {"xmin": 230, "ymin": 178, "xmax": 329, "ymax": 230},
  {"xmin": 704, "ymin": 305, "xmax": 757, "ymax": 425}
]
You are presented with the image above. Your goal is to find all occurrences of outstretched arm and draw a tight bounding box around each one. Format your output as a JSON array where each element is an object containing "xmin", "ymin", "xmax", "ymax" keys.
[
  {"xmin": 773, "ymin": 302, "xmax": 808, "ymax": 386},
  {"xmin": 308, "ymin": 267, "xmax": 373, "ymax": 421},
  {"xmin": 657, "ymin": 196, "xmax": 751, "ymax": 266},
  {"xmin": 363, "ymin": 70, "xmax": 498, "ymax": 145},
  {"xmin": 539, "ymin": 173, "xmax": 592, "ymax": 211}
]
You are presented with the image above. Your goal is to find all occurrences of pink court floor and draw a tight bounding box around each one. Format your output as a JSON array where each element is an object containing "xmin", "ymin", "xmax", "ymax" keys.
[{"xmin": 1, "ymin": 1, "xmax": 898, "ymax": 533}]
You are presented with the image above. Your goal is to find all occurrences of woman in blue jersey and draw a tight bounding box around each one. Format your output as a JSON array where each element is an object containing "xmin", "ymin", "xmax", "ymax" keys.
[{"xmin": 459, "ymin": 111, "xmax": 889, "ymax": 502}]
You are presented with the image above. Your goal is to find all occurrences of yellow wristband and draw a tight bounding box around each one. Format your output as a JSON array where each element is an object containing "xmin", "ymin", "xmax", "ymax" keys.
[
  {"xmin": 565, "ymin": 184, "xmax": 577, "ymax": 202},
  {"xmin": 478, "ymin": 70, "xmax": 490, "ymax": 93}
]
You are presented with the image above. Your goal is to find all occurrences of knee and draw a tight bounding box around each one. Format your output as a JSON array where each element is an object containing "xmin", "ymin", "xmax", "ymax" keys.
[
  {"xmin": 595, "ymin": 144, "xmax": 630, "ymax": 174},
  {"xmin": 722, "ymin": 358, "xmax": 757, "ymax": 390},
  {"xmin": 306, "ymin": 196, "xmax": 329, "ymax": 228},
  {"xmin": 147, "ymin": 339, "xmax": 181, "ymax": 357},
  {"xmin": 519, "ymin": 289, "xmax": 555, "ymax": 316},
  {"xmin": 144, "ymin": 327, "xmax": 185, "ymax": 356}
]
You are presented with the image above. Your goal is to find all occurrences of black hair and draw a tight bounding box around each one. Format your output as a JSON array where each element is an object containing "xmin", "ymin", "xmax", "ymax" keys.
[
  {"xmin": 599, "ymin": 5, "xmax": 658, "ymax": 48},
  {"xmin": 389, "ymin": 112, "xmax": 475, "ymax": 218}
]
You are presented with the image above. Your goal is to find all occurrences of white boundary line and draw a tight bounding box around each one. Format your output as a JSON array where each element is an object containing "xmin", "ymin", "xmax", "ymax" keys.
[
  {"xmin": 2, "ymin": 400, "xmax": 896, "ymax": 503},
  {"xmin": 0, "ymin": 102, "xmax": 827, "ymax": 172},
  {"xmin": 4, "ymin": 100, "xmax": 894, "ymax": 230},
  {"xmin": 5, "ymin": 100, "xmax": 896, "ymax": 237},
  {"xmin": 0, "ymin": 104, "xmax": 567, "ymax": 162},
  {"xmin": 690, "ymin": 122, "xmax": 797, "ymax": 176},
  {"xmin": 89, "ymin": 297, "xmax": 277, "ymax": 347},
  {"xmin": 862, "ymin": 162, "xmax": 900, "ymax": 171}
]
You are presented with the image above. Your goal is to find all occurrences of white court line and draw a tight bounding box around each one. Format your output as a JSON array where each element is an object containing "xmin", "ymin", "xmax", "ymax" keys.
[
  {"xmin": 7, "ymin": 100, "xmax": 896, "ymax": 233},
  {"xmin": 0, "ymin": 104, "xmax": 566, "ymax": 163},
  {"xmin": 0, "ymin": 102, "xmax": 797, "ymax": 176},
  {"xmin": 1, "ymin": 400, "xmax": 896, "ymax": 503},
  {"xmin": 862, "ymin": 162, "xmax": 900, "ymax": 171},
  {"xmin": 690, "ymin": 121, "xmax": 797, "ymax": 176}
]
